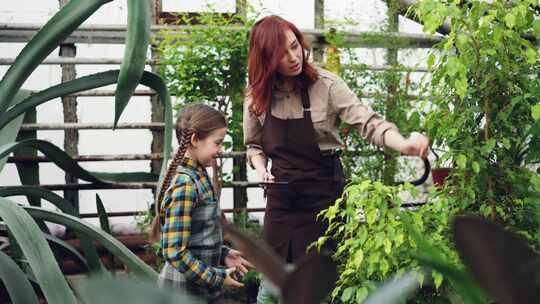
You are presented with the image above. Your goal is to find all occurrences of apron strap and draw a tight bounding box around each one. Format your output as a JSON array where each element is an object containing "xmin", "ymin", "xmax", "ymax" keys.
[{"xmin": 301, "ymin": 87, "xmax": 310, "ymax": 110}]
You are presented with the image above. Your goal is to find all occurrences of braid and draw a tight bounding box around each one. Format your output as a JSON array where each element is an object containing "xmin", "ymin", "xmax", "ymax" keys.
[
  {"xmin": 156, "ymin": 128, "xmax": 194, "ymax": 205},
  {"xmin": 148, "ymin": 128, "xmax": 194, "ymax": 243}
]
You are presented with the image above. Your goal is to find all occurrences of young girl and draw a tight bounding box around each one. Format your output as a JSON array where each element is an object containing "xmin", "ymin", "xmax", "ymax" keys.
[{"xmin": 149, "ymin": 103, "xmax": 251, "ymax": 302}]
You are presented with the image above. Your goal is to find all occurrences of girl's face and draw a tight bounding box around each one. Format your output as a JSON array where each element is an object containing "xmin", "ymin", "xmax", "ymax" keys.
[
  {"xmin": 190, "ymin": 127, "xmax": 227, "ymax": 167},
  {"xmin": 276, "ymin": 29, "xmax": 303, "ymax": 78}
]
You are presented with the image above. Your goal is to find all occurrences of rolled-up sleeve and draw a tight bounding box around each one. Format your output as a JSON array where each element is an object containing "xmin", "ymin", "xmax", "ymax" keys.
[
  {"xmin": 329, "ymin": 78, "xmax": 398, "ymax": 147},
  {"xmin": 243, "ymin": 97, "xmax": 267, "ymax": 169}
]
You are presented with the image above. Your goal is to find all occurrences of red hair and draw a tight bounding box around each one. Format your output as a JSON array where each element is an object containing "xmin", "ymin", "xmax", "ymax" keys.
[{"xmin": 247, "ymin": 15, "xmax": 319, "ymax": 115}]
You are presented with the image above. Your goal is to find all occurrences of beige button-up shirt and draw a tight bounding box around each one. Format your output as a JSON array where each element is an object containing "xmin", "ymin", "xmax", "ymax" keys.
[{"xmin": 243, "ymin": 67, "xmax": 399, "ymax": 168}]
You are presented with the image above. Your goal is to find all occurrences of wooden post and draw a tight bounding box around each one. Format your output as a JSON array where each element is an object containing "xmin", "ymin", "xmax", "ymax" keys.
[
  {"xmin": 152, "ymin": 0, "xmax": 162, "ymax": 25},
  {"xmin": 232, "ymin": 0, "xmax": 249, "ymax": 224},
  {"xmin": 150, "ymin": 0, "xmax": 165, "ymax": 199},
  {"xmin": 383, "ymin": 0, "xmax": 399, "ymax": 184},
  {"xmin": 313, "ymin": 0, "xmax": 325, "ymax": 62},
  {"xmin": 235, "ymin": 0, "xmax": 246, "ymax": 18},
  {"xmin": 59, "ymin": 0, "xmax": 80, "ymax": 214}
]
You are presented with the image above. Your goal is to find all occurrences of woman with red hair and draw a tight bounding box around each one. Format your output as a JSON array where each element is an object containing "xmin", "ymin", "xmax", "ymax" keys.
[{"xmin": 243, "ymin": 15, "xmax": 428, "ymax": 301}]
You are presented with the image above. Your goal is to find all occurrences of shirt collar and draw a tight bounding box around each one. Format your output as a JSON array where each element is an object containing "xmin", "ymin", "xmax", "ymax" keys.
[
  {"xmin": 178, "ymin": 156, "xmax": 204, "ymax": 173},
  {"xmin": 273, "ymin": 83, "xmax": 296, "ymax": 101},
  {"xmin": 274, "ymin": 79, "xmax": 298, "ymax": 92}
]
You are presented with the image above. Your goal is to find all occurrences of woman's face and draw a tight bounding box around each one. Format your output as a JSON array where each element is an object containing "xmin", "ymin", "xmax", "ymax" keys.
[{"xmin": 276, "ymin": 29, "xmax": 303, "ymax": 78}]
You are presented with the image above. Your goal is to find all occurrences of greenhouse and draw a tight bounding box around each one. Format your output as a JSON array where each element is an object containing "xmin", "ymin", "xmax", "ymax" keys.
[{"xmin": 0, "ymin": 0, "xmax": 539, "ymax": 303}]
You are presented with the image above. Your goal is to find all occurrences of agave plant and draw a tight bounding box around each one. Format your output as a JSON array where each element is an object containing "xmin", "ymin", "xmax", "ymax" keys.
[{"xmin": 0, "ymin": 0, "xmax": 178, "ymax": 302}]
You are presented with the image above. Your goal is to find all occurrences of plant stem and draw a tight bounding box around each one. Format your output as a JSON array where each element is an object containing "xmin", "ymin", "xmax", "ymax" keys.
[{"xmin": 484, "ymin": 96, "xmax": 496, "ymax": 221}]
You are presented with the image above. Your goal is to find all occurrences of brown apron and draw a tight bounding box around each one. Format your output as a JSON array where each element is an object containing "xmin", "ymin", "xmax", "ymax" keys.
[{"xmin": 261, "ymin": 87, "xmax": 346, "ymax": 262}]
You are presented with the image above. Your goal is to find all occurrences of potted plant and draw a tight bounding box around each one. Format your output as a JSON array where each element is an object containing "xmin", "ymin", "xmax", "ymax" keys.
[{"xmin": 429, "ymin": 147, "xmax": 453, "ymax": 188}]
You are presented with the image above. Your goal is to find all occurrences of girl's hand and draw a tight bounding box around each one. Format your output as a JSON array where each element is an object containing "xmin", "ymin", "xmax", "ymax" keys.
[
  {"xmin": 224, "ymin": 268, "xmax": 245, "ymax": 289},
  {"xmin": 399, "ymin": 132, "xmax": 429, "ymax": 159},
  {"xmin": 224, "ymin": 249, "xmax": 254, "ymax": 277}
]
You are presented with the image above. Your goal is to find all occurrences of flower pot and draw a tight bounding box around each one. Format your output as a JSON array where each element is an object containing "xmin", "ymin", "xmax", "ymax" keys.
[{"xmin": 431, "ymin": 167, "xmax": 452, "ymax": 188}]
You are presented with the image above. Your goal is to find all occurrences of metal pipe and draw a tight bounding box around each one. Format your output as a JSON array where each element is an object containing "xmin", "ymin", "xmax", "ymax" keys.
[
  {"xmin": 68, "ymin": 90, "xmax": 155, "ymax": 97},
  {"xmin": 8, "ymin": 153, "xmax": 165, "ymax": 163},
  {"xmin": 20, "ymin": 122, "xmax": 165, "ymax": 130},
  {"xmin": 7, "ymin": 151, "xmax": 248, "ymax": 163},
  {"xmin": 0, "ymin": 23, "xmax": 442, "ymax": 48},
  {"xmin": 4, "ymin": 181, "xmax": 262, "ymax": 191},
  {"xmin": 3, "ymin": 58, "xmax": 431, "ymax": 74},
  {"xmin": 77, "ymin": 207, "xmax": 266, "ymax": 218}
]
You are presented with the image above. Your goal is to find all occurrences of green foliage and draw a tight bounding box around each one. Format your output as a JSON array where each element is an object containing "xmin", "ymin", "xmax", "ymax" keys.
[
  {"xmin": 155, "ymin": 6, "xmax": 258, "ymax": 224},
  {"xmin": 232, "ymin": 210, "xmax": 263, "ymax": 239},
  {"xmin": 74, "ymin": 274, "xmax": 202, "ymax": 303},
  {"xmin": 0, "ymin": 198, "xmax": 77, "ymax": 303},
  {"xmin": 321, "ymin": 1, "xmax": 540, "ymax": 302},
  {"xmin": 316, "ymin": 180, "xmax": 460, "ymax": 303},
  {"xmin": 0, "ymin": 139, "xmax": 158, "ymax": 183},
  {"xmin": 314, "ymin": 13, "xmax": 444, "ymax": 304},
  {"xmin": 402, "ymin": 213, "xmax": 488, "ymax": 304},
  {"xmin": 416, "ymin": 0, "xmax": 540, "ymax": 235},
  {"xmin": 0, "ymin": 250, "xmax": 40, "ymax": 303},
  {"xmin": 0, "ymin": 90, "xmax": 31, "ymax": 171},
  {"xmin": 222, "ymin": 211, "xmax": 264, "ymax": 302},
  {"xmin": 114, "ymin": 0, "xmax": 150, "ymax": 126},
  {"xmin": 156, "ymin": 7, "xmax": 256, "ymax": 151}
]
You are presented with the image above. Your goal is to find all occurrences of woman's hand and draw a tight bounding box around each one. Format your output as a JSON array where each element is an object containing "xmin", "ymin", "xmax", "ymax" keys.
[
  {"xmin": 251, "ymin": 154, "xmax": 274, "ymax": 182},
  {"xmin": 399, "ymin": 132, "xmax": 429, "ymax": 159},
  {"xmin": 224, "ymin": 249, "xmax": 254, "ymax": 278},
  {"xmin": 384, "ymin": 130, "xmax": 429, "ymax": 159},
  {"xmin": 258, "ymin": 170, "xmax": 275, "ymax": 182}
]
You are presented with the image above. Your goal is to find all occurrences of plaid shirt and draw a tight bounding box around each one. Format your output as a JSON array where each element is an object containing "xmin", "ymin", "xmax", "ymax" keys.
[{"xmin": 160, "ymin": 157, "xmax": 229, "ymax": 290}]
